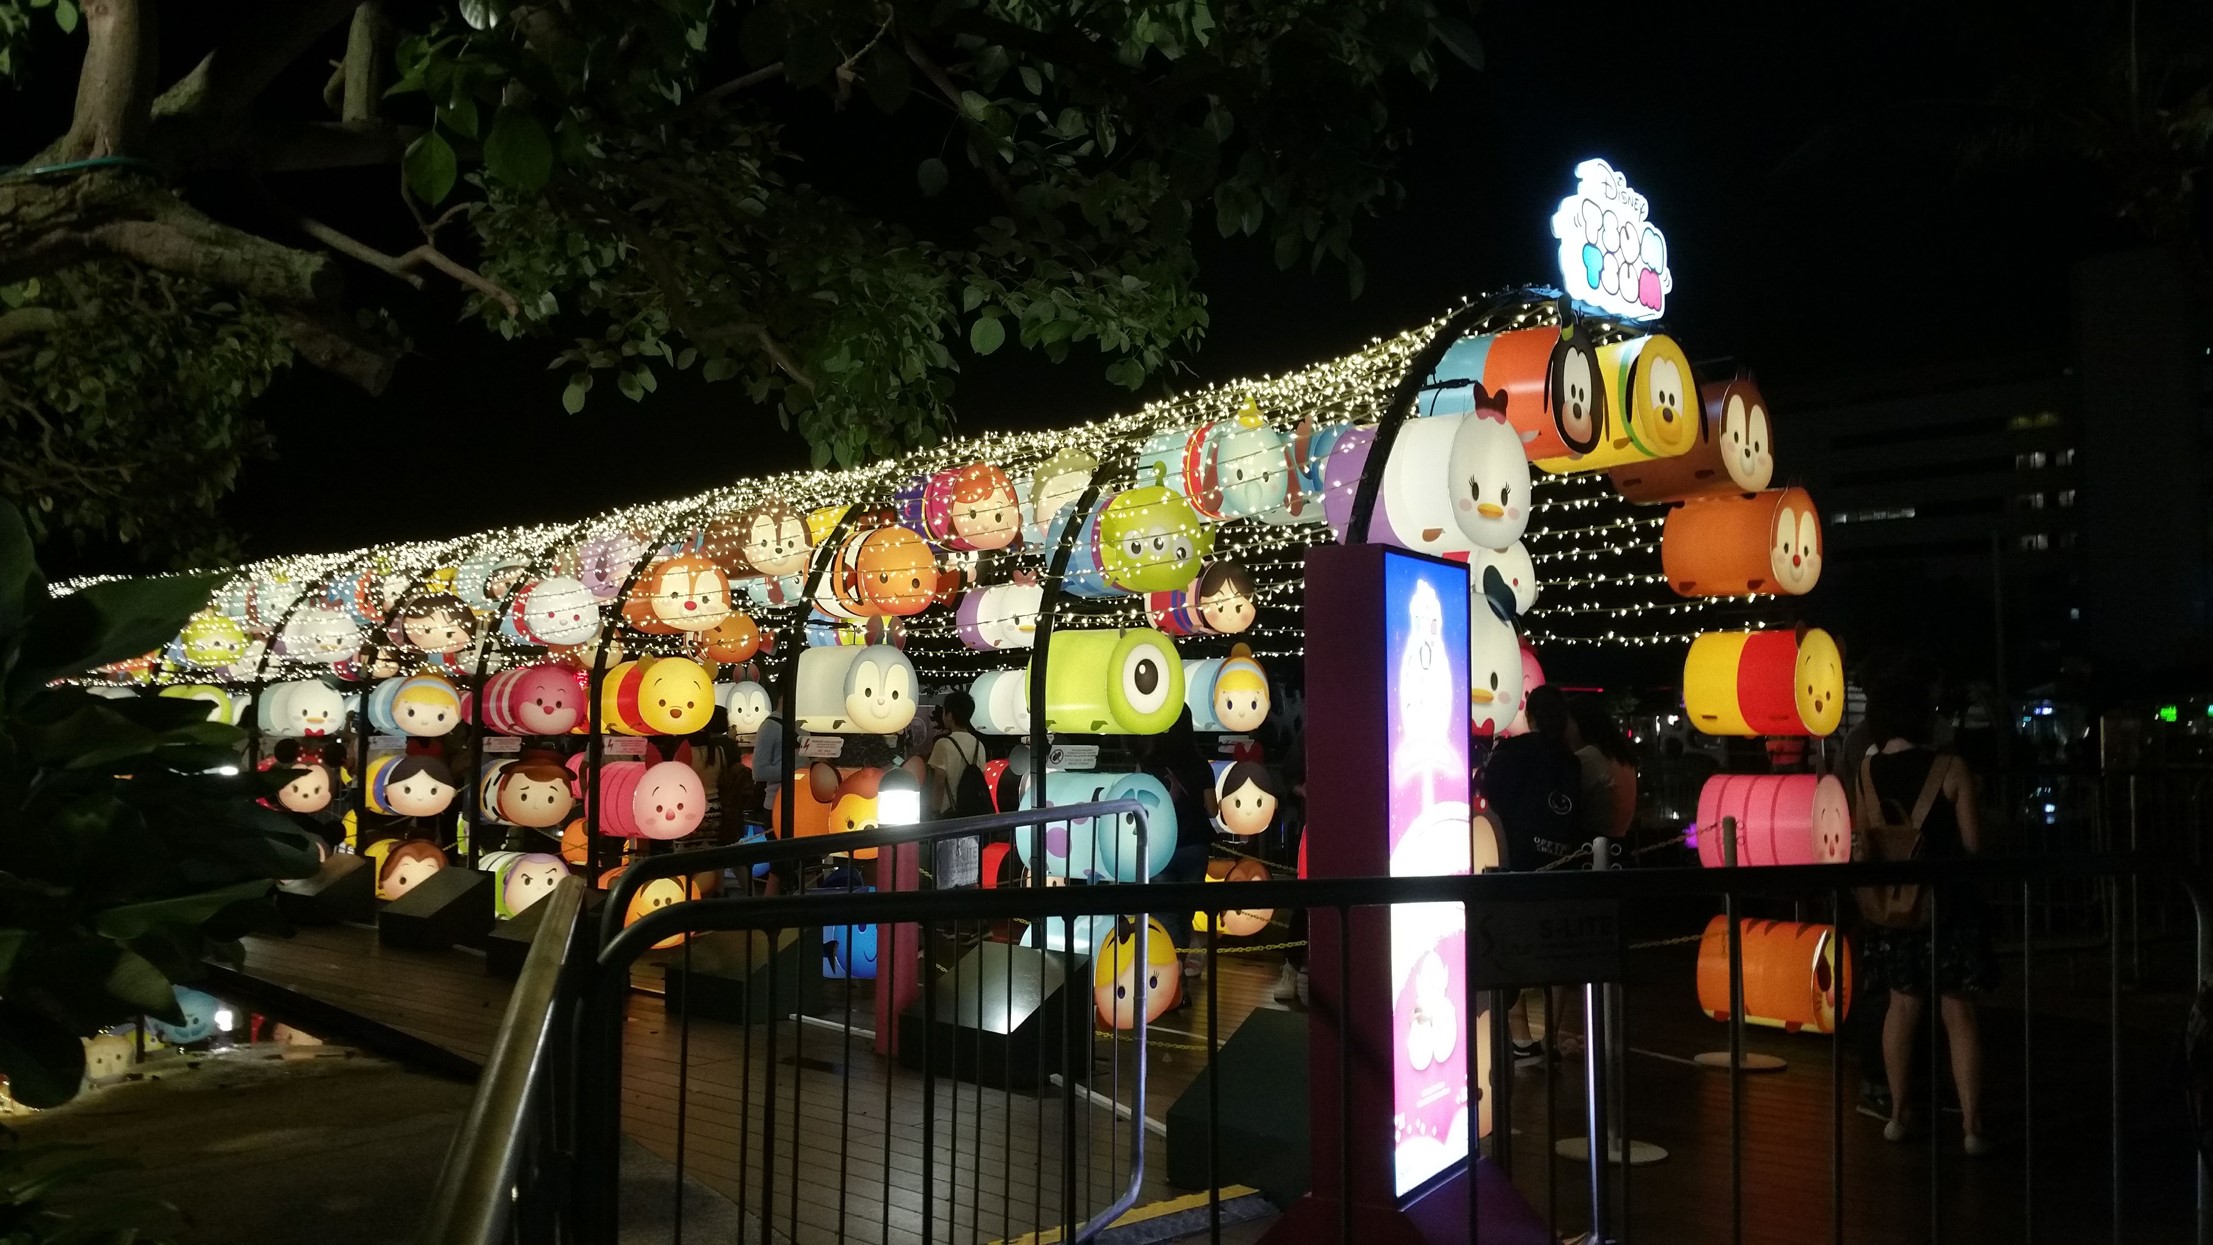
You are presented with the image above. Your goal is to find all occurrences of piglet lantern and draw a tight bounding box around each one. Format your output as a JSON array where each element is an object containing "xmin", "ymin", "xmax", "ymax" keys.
[{"xmin": 594, "ymin": 759, "xmax": 706, "ymax": 839}]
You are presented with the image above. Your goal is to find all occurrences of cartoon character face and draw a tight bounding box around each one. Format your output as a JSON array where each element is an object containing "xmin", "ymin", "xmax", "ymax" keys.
[
  {"xmin": 1447, "ymin": 388, "xmax": 1533, "ymax": 552},
  {"xmin": 84, "ymin": 1032, "xmax": 135, "ymax": 1083},
  {"xmin": 1811, "ymin": 775, "xmax": 1851, "ymax": 864},
  {"xmin": 823, "ymin": 917, "xmax": 879, "ymax": 979},
  {"xmin": 947, "ymin": 464, "xmax": 1023, "ymax": 551},
  {"xmin": 1028, "ymin": 448, "xmax": 1099, "ymax": 534},
  {"xmin": 957, "ymin": 583, "xmax": 1042, "ymax": 650},
  {"xmin": 575, "ymin": 531, "xmax": 650, "ymax": 599},
  {"xmin": 277, "ymin": 765, "xmax": 333, "ymax": 814},
  {"xmin": 179, "ymin": 612, "xmax": 248, "ymax": 668},
  {"xmin": 971, "ymin": 668, "xmax": 1030, "ymax": 735},
  {"xmin": 497, "ymin": 766, "xmax": 575, "ymax": 828},
  {"xmin": 725, "ymin": 680, "xmax": 773, "ymax": 735},
  {"xmin": 1769, "ymin": 499, "xmax": 1822, "ymax": 595},
  {"xmin": 740, "ymin": 503, "xmax": 812, "ymax": 577},
  {"xmin": 516, "ymin": 576, "xmax": 600, "ymax": 647},
  {"xmin": 636, "ymin": 555, "xmax": 730, "ymax": 632},
  {"xmin": 1212, "ymin": 658, "xmax": 1270, "ymax": 734},
  {"xmin": 1717, "ymin": 385, "xmax": 1775, "ymax": 492},
  {"xmin": 509, "ymin": 664, "xmax": 585, "ymax": 734},
  {"xmin": 699, "ymin": 610, "xmax": 762, "ymax": 663},
  {"xmin": 277, "ymin": 607, "xmax": 357, "ymax": 663},
  {"xmin": 280, "ymin": 681, "xmax": 347, "ymax": 736},
  {"xmin": 393, "ymin": 677, "xmax": 461, "ymax": 737},
  {"xmin": 1404, "ymin": 950, "xmax": 1459, "ymax": 1072},
  {"xmin": 396, "ymin": 594, "xmax": 475, "ymax": 653},
  {"xmin": 1093, "ymin": 918, "xmax": 1181, "ymax": 1030},
  {"xmin": 1036, "ymin": 628, "xmax": 1185, "ymax": 735},
  {"xmin": 1208, "ymin": 416, "xmax": 1291, "ymax": 519},
  {"xmin": 1620, "ymin": 336, "xmax": 1696, "ymax": 457},
  {"xmin": 1217, "ymin": 773, "xmax": 1278, "ymax": 837},
  {"xmin": 386, "ymin": 764, "xmax": 457, "ymax": 819},
  {"xmin": 843, "ymin": 645, "xmax": 918, "ymax": 735},
  {"xmin": 828, "ymin": 778, "xmax": 879, "ymax": 836},
  {"xmin": 1196, "ymin": 858, "xmax": 1274, "ymax": 937},
  {"xmin": 380, "ymin": 841, "xmax": 446, "ymax": 900},
  {"xmin": 617, "ymin": 871, "xmax": 716, "ymax": 949},
  {"xmin": 1095, "ymin": 487, "xmax": 1213, "ymax": 594},
  {"xmin": 639, "ymin": 657, "xmax": 713, "ymax": 733},
  {"xmin": 1551, "ymin": 336, "xmax": 1605, "ymax": 454},
  {"xmin": 1194, "ymin": 568, "xmax": 1256, "ymax": 636},
  {"xmin": 1468, "ymin": 592, "xmax": 1524, "ymax": 738},
  {"xmin": 500, "ymin": 853, "xmax": 568, "ymax": 916},
  {"xmin": 853, "ymin": 527, "xmax": 938, "ymax": 616},
  {"xmin": 1794, "ymin": 628, "xmax": 1843, "ymax": 736},
  {"xmin": 146, "ymin": 986, "xmax": 223, "ymax": 1045},
  {"xmin": 631, "ymin": 760, "xmax": 706, "ymax": 839}
]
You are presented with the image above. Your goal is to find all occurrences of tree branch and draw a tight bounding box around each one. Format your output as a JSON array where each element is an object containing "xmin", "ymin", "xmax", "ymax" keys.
[
  {"xmin": 405, "ymin": 244, "xmax": 521, "ymax": 318},
  {"xmin": 288, "ymin": 212, "xmax": 521, "ymax": 316},
  {"xmin": 0, "ymin": 172, "xmax": 341, "ymax": 304},
  {"xmin": 341, "ymin": 4, "xmax": 389, "ymax": 124},
  {"xmin": 152, "ymin": 0, "xmax": 363, "ymax": 122},
  {"xmin": 250, "ymin": 121, "xmax": 420, "ymax": 172},
  {"xmin": 901, "ymin": 37, "xmax": 1028, "ymax": 217},
  {"xmin": 58, "ymin": 0, "xmax": 158, "ymax": 161},
  {"xmin": 670, "ymin": 62, "xmax": 785, "ymax": 119},
  {"xmin": 274, "ymin": 306, "xmax": 399, "ymax": 395}
]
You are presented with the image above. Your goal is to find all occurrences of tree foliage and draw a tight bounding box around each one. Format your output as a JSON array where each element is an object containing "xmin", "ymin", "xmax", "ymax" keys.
[
  {"xmin": 0, "ymin": 0, "xmax": 1479, "ymax": 557},
  {"xmin": 0, "ymin": 499, "xmax": 324, "ymax": 1108}
]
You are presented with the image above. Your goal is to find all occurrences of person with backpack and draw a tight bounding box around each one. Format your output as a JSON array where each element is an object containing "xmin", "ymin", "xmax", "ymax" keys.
[
  {"xmin": 1855, "ymin": 669, "xmax": 1995, "ymax": 1155},
  {"xmin": 1480, "ymin": 684, "xmax": 1583, "ymax": 1060},
  {"xmin": 927, "ymin": 692, "xmax": 992, "ymax": 820}
]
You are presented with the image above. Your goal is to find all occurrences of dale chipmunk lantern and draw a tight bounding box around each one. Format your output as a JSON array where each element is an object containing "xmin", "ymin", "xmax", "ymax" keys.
[
  {"xmin": 1696, "ymin": 917, "xmax": 1852, "ymax": 1034},
  {"xmin": 1660, "ymin": 487, "xmax": 1822, "ymax": 597},
  {"xmin": 1611, "ymin": 373, "xmax": 1777, "ymax": 501},
  {"xmin": 1032, "ymin": 627, "xmax": 1185, "ymax": 735},
  {"xmin": 1683, "ymin": 628, "xmax": 1844, "ymax": 737},
  {"xmin": 1696, "ymin": 773, "xmax": 1852, "ymax": 867},
  {"xmin": 1537, "ymin": 332, "xmax": 1697, "ymax": 473}
]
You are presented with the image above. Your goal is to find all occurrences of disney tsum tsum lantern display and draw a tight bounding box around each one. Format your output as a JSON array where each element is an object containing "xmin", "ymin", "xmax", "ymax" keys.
[
  {"xmin": 1450, "ymin": 316, "xmax": 1608, "ymax": 460},
  {"xmin": 1374, "ymin": 411, "xmax": 1475, "ymax": 556},
  {"xmin": 1470, "ymin": 541, "xmax": 1539, "ymax": 618},
  {"xmin": 368, "ymin": 838, "xmax": 447, "ymax": 901},
  {"xmin": 1193, "ymin": 857, "xmax": 1275, "ymax": 937},
  {"xmin": 721, "ymin": 679, "xmax": 774, "ymax": 736},
  {"xmin": 479, "ymin": 850, "xmax": 570, "ymax": 919},
  {"xmin": 1444, "ymin": 383, "xmax": 1534, "ymax": 553},
  {"xmin": 957, "ymin": 580, "xmax": 1043, "ymax": 650},
  {"xmin": 1147, "ymin": 560, "xmax": 1259, "ymax": 638},
  {"xmin": 697, "ymin": 610, "xmax": 763, "ymax": 663},
  {"xmin": 934, "ymin": 462, "xmax": 1024, "ymax": 552},
  {"xmin": 1093, "ymin": 917, "xmax": 1182, "ymax": 1030},
  {"xmin": 1184, "ymin": 645, "xmax": 1269, "ymax": 734},
  {"xmin": 387, "ymin": 591, "xmax": 477, "ymax": 654},
  {"xmin": 599, "ymin": 655, "xmax": 713, "ymax": 735},
  {"xmin": 508, "ymin": 576, "xmax": 601, "ymax": 648},
  {"xmin": 258, "ymin": 679, "xmax": 349, "ymax": 738},
  {"xmin": 968, "ymin": 668, "xmax": 1031, "ymax": 735},
  {"xmin": 1537, "ymin": 333, "xmax": 1697, "ymax": 474},
  {"xmin": 158, "ymin": 683, "xmax": 249, "ymax": 725},
  {"xmin": 850, "ymin": 526, "xmax": 940, "ymax": 616},
  {"xmin": 174, "ymin": 610, "xmax": 250, "ymax": 670},
  {"xmin": 1032, "ymin": 628, "xmax": 1184, "ymax": 735},
  {"xmin": 274, "ymin": 605, "xmax": 359, "ymax": 665},
  {"xmin": 1696, "ymin": 773, "xmax": 1852, "ymax": 868},
  {"xmin": 1696, "ymin": 917, "xmax": 1852, "ymax": 1034},
  {"xmin": 271, "ymin": 759, "xmax": 337, "ymax": 815},
  {"xmin": 591, "ymin": 759, "xmax": 706, "ymax": 839},
  {"xmin": 367, "ymin": 674, "xmax": 462, "ymax": 737},
  {"xmin": 727, "ymin": 497, "xmax": 814, "ymax": 593},
  {"xmin": 367, "ymin": 755, "xmax": 460, "ymax": 817},
  {"xmin": 1468, "ymin": 575, "xmax": 1524, "ymax": 738},
  {"xmin": 1611, "ymin": 374, "xmax": 1777, "ymax": 502},
  {"xmin": 481, "ymin": 663, "xmax": 587, "ymax": 736},
  {"xmin": 1661, "ymin": 487, "xmax": 1822, "ymax": 598},
  {"xmin": 573, "ymin": 530, "xmax": 652, "ymax": 600},
  {"xmin": 1093, "ymin": 482, "xmax": 1215, "ymax": 594},
  {"xmin": 600, "ymin": 864, "xmax": 720, "ymax": 950},
  {"xmin": 1020, "ymin": 447, "xmax": 1100, "ymax": 545},
  {"xmin": 1213, "ymin": 761, "xmax": 1284, "ymax": 837},
  {"xmin": 1204, "ymin": 400, "xmax": 1298, "ymax": 520},
  {"xmin": 1015, "ymin": 770, "xmax": 1175, "ymax": 882},
  {"xmin": 1682, "ymin": 627, "xmax": 1844, "ymax": 737},
  {"xmin": 492, "ymin": 761, "xmax": 576, "ymax": 829},
  {"xmin": 620, "ymin": 553, "xmax": 731, "ymax": 634},
  {"xmin": 793, "ymin": 645, "xmax": 914, "ymax": 734}
]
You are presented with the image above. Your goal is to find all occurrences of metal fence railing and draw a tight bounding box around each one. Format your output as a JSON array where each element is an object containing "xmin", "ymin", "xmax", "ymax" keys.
[{"xmin": 427, "ymin": 850, "xmax": 2209, "ymax": 1245}]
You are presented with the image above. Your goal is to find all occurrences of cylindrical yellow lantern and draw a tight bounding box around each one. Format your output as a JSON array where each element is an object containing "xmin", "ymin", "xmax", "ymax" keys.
[
  {"xmin": 1536, "ymin": 333, "xmax": 1696, "ymax": 474},
  {"xmin": 1682, "ymin": 628, "xmax": 1843, "ymax": 738}
]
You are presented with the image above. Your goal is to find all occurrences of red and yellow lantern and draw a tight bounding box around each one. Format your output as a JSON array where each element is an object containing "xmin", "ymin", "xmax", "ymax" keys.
[{"xmin": 1683, "ymin": 629, "xmax": 1843, "ymax": 737}]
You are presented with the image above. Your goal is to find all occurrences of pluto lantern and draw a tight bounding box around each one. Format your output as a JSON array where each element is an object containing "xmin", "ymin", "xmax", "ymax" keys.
[
  {"xmin": 1660, "ymin": 487, "xmax": 1821, "ymax": 598},
  {"xmin": 1683, "ymin": 628, "xmax": 1844, "ymax": 737},
  {"xmin": 1611, "ymin": 374, "xmax": 1776, "ymax": 502},
  {"xmin": 1696, "ymin": 917, "xmax": 1852, "ymax": 1034}
]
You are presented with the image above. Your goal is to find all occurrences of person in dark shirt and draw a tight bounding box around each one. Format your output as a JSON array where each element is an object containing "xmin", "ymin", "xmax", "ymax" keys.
[{"xmin": 1480, "ymin": 684, "xmax": 1582, "ymax": 1058}]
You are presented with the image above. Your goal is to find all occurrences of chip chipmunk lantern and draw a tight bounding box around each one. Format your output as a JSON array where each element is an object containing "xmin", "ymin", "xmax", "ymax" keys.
[
  {"xmin": 1661, "ymin": 487, "xmax": 1822, "ymax": 598},
  {"xmin": 1031, "ymin": 627, "xmax": 1185, "ymax": 735},
  {"xmin": 621, "ymin": 553, "xmax": 732, "ymax": 634},
  {"xmin": 1683, "ymin": 627, "xmax": 1844, "ymax": 737},
  {"xmin": 729, "ymin": 497, "xmax": 815, "ymax": 606},
  {"xmin": 1611, "ymin": 374, "xmax": 1777, "ymax": 502},
  {"xmin": 1536, "ymin": 332, "xmax": 1697, "ymax": 474}
]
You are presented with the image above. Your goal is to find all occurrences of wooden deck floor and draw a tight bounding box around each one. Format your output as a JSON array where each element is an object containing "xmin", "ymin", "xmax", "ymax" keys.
[{"xmin": 232, "ymin": 919, "xmax": 2199, "ymax": 1245}]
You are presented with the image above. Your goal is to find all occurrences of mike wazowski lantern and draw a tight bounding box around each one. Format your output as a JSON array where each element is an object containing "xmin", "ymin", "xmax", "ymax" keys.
[{"xmin": 1031, "ymin": 628, "xmax": 1185, "ymax": 735}]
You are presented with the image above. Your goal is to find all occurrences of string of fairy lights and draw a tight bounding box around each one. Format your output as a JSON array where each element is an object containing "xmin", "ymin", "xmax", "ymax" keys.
[{"xmin": 62, "ymin": 291, "xmax": 1760, "ymax": 689}]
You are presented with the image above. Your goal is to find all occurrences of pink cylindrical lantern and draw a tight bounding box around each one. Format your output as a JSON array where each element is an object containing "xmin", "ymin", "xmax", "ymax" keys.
[{"xmin": 1694, "ymin": 773, "xmax": 1851, "ymax": 867}]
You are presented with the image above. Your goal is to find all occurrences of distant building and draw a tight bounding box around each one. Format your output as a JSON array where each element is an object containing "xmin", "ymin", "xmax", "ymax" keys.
[{"xmin": 1769, "ymin": 250, "xmax": 2211, "ymax": 691}]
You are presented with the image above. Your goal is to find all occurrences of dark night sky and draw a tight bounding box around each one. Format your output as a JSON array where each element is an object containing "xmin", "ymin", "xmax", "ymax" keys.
[{"xmin": 21, "ymin": 1, "xmax": 2136, "ymax": 570}]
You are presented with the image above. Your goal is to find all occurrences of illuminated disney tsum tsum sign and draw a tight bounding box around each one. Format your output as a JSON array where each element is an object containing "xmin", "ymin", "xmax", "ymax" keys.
[{"xmin": 1551, "ymin": 158, "xmax": 1673, "ymax": 323}]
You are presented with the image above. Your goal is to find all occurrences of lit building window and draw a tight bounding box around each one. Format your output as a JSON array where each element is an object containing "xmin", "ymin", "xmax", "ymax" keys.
[
  {"xmin": 2017, "ymin": 533, "xmax": 2050, "ymax": 551},
  {"xmin": 2022, "ymin": 493, "xmax": 2046, "ymax": 510},
  {"xmin": 2016, "ymin": 451, "xmax": 2048, "ymax": 469},
  {"xmin": 2056, "ymin": 448, "xmax": 2075, "ymax": 467},
  {"xmin": 2058, "ymin": 489, "xmax": 2076, "ymax": 507}
]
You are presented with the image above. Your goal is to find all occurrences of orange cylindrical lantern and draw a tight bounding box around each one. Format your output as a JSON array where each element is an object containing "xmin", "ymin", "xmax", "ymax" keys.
[
  {"xmin": 1660, "ymin": 487, "xmax": 1822, "ymax": 598},
  {"xmin": 1476, "ymin": 324, "xmax": 1607, "ymax": 461},
  {"xmin": 1695, "ymin": 774, "xmax": 1852, "ymax": 867},
  {"xmin": 1696, "ymin": 916, "xmax": 1853, "ymax": 1034},
  {"xmin": 1682, "ymin": 628, "xmax": 1843, "ymax": 738},
  {"xmin": 1610, "ymin": 375, "xmax": 1777, "ymax": 503}
]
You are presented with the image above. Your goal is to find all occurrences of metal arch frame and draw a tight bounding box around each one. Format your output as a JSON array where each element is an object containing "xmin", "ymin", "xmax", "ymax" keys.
[
  {"xmin": 774, "ymin": 503, "xmax": 866, "ymax": 849},
  {"xmin": 462, "ymin": 528, "xmax": 589, "ymax": 871}
]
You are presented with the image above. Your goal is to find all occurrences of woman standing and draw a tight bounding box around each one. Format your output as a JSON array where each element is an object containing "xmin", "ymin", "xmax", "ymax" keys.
[
  {"xmin": 1857, "ymin": 673, "xmax": 1996, "ymax": 1155},
  {"xmin": 1567, "ymin": 696, "xmax": 1638, "ymax": 841}
]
